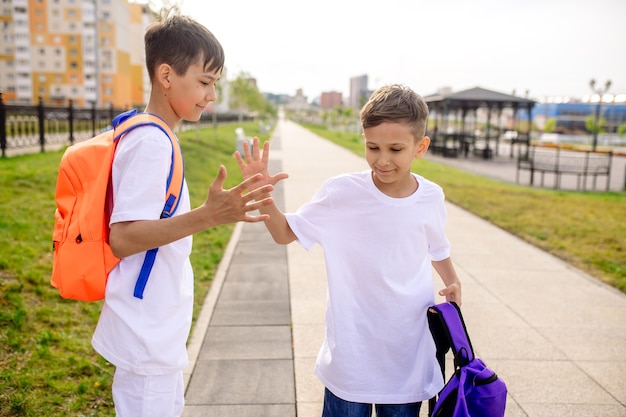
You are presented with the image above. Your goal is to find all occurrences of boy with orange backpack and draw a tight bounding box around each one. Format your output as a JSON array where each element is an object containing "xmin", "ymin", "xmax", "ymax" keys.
[{"xmin": 87, "ymin": 14, "xmax": 274, "ymax": 416}]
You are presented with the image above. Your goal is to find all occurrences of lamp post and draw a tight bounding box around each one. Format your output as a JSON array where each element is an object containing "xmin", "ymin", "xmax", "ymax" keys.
[{"xmin": 589, "ymin": 79, "xmax": 611, "ymax": 151}]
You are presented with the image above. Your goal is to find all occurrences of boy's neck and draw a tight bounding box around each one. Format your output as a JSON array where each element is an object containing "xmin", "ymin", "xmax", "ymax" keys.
[{"xmin": 144, "ymin": 99, "xmax": 179, "ymax": 129}]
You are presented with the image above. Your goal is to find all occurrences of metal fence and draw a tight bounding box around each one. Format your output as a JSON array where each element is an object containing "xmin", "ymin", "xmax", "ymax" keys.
[{"xmin": 0, "ymin": 93, "xmax": 250, "ymax": 157}]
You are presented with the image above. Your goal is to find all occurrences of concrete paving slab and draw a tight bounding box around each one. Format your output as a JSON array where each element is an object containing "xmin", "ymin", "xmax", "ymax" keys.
[
  {"xmin": 224, "ymin": 263, "xmax": 288, "ymax": 284},
  {"xmin": 578, "ymin": 361, "xmax": 626, "ymax": 404},
  {"xmin": 541, "ymin": 326, "xmax": 626, "ymax": 361},
  {"xmin": 520, "ymin": 404, "xmax": 626, "ymax": 417},
  {"xmin": 228, "ymin": 241, "xmax": 287, "ymax": 266},
  {"xmin": 183, "ymin": 404, "xmax": 295, "ymax": 417},
  {"xmin": 209, "ymin": 299, "xmax": 291, "ymax": 326},
  {"xmin": 495, "ymin": 359, "xmax": 618, "ymax": 405},
  {"xmin": 217, "ymin": 279, "xmax": 289, "ymax": 302},
  {"xmin": 292, "ymin": 324, "xmax": 325, "ymax": 358},
  {"xmin": 470, "ymin": 325, "xmax": 568, "ymax": 361},
  {"xmin": 199, "ymin": 326, "xmax": 293, "ymax": 361},
  {"xmin": 293, "ymin": 356, "xmax": 324, "ymax": 403},
  {"xmin": 185, "ymin": 359, "xmax": 294, "ymax": 404}
]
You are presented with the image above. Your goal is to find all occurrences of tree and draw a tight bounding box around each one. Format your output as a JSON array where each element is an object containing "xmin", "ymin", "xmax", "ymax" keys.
[
  {"xmin": 229, "ymin": 72, "xmax": 275, "ymax": 122},
  {"xmin": 585, "ymin": 114, "xmax": 607, "ymax": 135},
  {"xmin": 544, "ymin": 117, "xmax": 557, "ymax": 133}
]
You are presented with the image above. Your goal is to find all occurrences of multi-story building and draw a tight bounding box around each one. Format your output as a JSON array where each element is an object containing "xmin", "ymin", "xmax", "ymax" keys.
[
  {"xmin": 0, "ymin": 0, "xmax": 154, "ymax": 108},
  {"xmin": 320, "ymin": 91, "xmax": 342, "ymax": 110},
  {"xmin": 349, "ymin": 74, "xmax": 368, "ymax": 110},
  {"xmin": 531, "ymin": 96, "xmax": 626, "ymax": 134}
]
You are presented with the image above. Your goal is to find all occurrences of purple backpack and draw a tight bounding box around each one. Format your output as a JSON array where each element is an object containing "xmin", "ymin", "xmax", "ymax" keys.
[{"xmin": 427, "ymin": 302, "xmax": 507, "ymax": 417}]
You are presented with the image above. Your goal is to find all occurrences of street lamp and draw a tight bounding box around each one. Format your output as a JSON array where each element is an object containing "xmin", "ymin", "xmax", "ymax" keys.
[{"xmin": 589, "ymin": 79, "xmax": 611, "ymax": 151}]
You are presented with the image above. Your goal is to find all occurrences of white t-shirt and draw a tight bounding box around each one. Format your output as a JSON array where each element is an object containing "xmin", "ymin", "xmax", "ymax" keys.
[
  {"xmin": 285, "ymin": 170, "xmax": 449, "ymax": 403},
  {"xmin": 92, "ymin": 125, "xmax": 193, "ymax": 375}
]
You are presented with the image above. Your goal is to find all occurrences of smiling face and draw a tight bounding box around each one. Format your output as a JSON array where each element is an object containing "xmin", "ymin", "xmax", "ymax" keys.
[
  {"xmin": 363, "ymin": 121, "xmax": 430, "ymax": 197},
  {"xmin": 166, "ymin": 59, "xmax": 220, "ymax": 122}
]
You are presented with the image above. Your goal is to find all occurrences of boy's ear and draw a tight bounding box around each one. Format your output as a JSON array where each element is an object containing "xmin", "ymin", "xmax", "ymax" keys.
[
  {"xmin": 415, "ymin": 136, "xmax": 430, "ymax": 157},
  {"xmin": 156, "ymin": 63, "xmax": 173, "ymax": 89}
]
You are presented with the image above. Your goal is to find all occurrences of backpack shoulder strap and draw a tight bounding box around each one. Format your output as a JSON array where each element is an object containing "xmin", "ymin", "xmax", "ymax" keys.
[
  {"xmin": 110, "ymin": 110, "xmax": 185, "ymax": 299},
  {"xmin": 428, "ymin": 302, "xmax": 475, "ymax": 368},
  {"xmin": 112, "ymin": 110, "xmax": 184, "ymax": 218}
]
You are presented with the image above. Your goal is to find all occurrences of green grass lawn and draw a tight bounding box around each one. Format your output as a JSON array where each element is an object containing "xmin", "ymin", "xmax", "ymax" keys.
[
  {"xmin": 0, "ymin": 121, "xmax": 271, "ymax": 417},
  {"xmin": 301, "ymin": 122, "xmax": 626, "ymax": 293}
]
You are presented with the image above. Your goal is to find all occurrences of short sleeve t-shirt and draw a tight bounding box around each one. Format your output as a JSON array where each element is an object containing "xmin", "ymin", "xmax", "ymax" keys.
[
  {"xmin": 91, "ymin": 125, "xmax": 193, "ymax": 375},
  {"xmin": 285, "ymin": 170, "xmax": 449, "ymax": 403}
]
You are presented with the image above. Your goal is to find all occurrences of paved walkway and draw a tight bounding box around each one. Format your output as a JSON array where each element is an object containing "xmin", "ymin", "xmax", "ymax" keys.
[{"xmin": 182, "ymin": 118, "xmax": 626, "ymax": 417}]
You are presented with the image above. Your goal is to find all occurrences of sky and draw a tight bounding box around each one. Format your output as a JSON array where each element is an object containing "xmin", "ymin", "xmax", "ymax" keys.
[{"xmin": 176, "ymin": 0, "xmax": 625, "ymax": 102}]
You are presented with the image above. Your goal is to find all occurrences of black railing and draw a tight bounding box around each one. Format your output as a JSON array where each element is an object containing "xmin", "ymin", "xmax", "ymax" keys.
[{"xmin": 0, "ymin": 93, "xmax": 251, "ymax": 157}]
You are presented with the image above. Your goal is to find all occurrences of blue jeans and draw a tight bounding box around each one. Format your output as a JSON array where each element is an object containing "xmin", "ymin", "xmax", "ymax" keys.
[{"xmin": 322, "ymin": 388, "xmax": 422, "ymax": 417}]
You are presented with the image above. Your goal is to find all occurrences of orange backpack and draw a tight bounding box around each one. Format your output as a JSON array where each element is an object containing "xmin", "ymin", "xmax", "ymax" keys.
[{"xmin": 51, "ymin": 110, "xmax": 184, "ymax": 301}]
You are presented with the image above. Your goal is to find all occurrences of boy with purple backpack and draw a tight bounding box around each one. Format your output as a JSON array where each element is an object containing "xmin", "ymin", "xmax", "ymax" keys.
[{"xmin": 237, "ymin": 84, "xmax": 462, "ymax": 416}]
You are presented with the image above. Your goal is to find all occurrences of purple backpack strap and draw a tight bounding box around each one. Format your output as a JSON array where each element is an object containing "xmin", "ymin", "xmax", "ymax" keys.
[{"xmin": 427, "ymin": 302, "xmax": 475, "ymax": 369}]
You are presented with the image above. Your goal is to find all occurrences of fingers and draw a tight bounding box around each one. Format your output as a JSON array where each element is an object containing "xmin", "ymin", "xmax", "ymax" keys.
[
  {"xmin": 235, "ymin": 150, "xmax": 245, "ymax": 168},
  {"xmin": 211, "ymin": 165, "xmax": 227, "ymax": 189},
  {"xmin": 251, "ymin": 137, "xmax": 261, "ymax": 161},
  {"xmin": 439, "ymin": 283, "xmax": 462, "ymax": 306},
  {"xmin": 241, "ymin": 139, "xmax": 251, "ymax": 161},
  {"xmin": 271, "ymin": 172, "xmax": 289, "ymax": 184},
  {"xmin": 234, "ymin": 173, "xmax": 266, "ymax": 194},
  {"xmin": 242, "ymin": 213, "xmax": 271, "ymax": 223},
  {"xmin": 243, "ymin": 194, "xmax": 274, "ymax": 212},
  {"xmin": 243, "ymin": 137, "xmax": 267, "ymax": 162},
  {"xmin": 241, "ymin": 137, "xmax": 260, "ymax": 162},
  {"xmin": 261, "ymin": 139, "xmax": 269, "ymax": 164}
]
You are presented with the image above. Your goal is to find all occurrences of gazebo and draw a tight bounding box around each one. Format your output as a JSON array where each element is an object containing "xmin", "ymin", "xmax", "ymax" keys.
[{"xmin": 423, "ymin": 87, "xmax": 535, "ymax": 159}]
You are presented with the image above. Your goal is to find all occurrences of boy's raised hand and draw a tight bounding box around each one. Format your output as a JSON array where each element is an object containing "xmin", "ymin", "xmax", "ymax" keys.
[
  {"xmin": 202, "ymin": 165, "xmax": 275, "ymax": 225},
  {"xmin": 235, "ymin": 137, "xmax": 288, "ymax": 188}
]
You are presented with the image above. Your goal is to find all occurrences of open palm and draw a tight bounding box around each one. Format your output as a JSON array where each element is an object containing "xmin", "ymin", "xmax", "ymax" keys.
[{"xmin": 235, "ymin": 137, "xmax": 288, "ymax": 188}]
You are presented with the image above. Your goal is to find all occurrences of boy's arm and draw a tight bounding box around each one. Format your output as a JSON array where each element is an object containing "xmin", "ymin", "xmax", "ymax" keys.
[
  {"xmin": 256, "ymin": 197, "xmax": 298, "ymax": 244},
  {"xmin": 109, "ymin": 166, "xmax": 274, "ymax": 258},
  {"xmin": 235, "ymin": 138, "xmax": 296, "ymax": 245},
  {"xmin": 432, "ymin": 257, "xmax": 462, "ymax": 306}
]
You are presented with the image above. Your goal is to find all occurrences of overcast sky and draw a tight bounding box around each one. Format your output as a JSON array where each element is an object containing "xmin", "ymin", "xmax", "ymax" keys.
[{"xmin": 178, "ymin": 0, "xmax": 625, "ymax": 101}]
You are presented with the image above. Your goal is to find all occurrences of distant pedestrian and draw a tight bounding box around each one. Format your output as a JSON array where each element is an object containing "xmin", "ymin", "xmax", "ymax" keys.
[
  {"xmin": 91, "ymin": 13, "xmax": 274, "ymax": 417},
  {"xmin": 237, "ymin": 84, "xmax": 462, "ymax": 417}
]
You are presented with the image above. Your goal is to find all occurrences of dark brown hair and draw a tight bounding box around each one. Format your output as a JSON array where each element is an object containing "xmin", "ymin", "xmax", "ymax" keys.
[{"xmin": 144, "ymin": 15, "xmax": 225, "ymax": 80}]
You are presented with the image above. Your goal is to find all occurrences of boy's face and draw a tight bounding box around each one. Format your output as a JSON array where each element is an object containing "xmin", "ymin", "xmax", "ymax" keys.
[
  {"xmin": 165, "ymin": 59, "xmax": 221, "ymax": 122},
  {"xmin": 363, "ymin": 122, "xmax": 429, "ymax": 197}
]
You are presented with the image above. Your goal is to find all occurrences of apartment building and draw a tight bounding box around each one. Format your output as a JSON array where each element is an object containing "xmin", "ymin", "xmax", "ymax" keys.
[
  {"xmin": 349, "ymin": 74, "xmax": 368, "ymax": 110},
  {"xmin": 0, "ymin": 0, "xmax": 153, "ymax": 107},
  {"xmin": 319, "ymin": 90, "xmax": 342, "ymax": 110}
]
